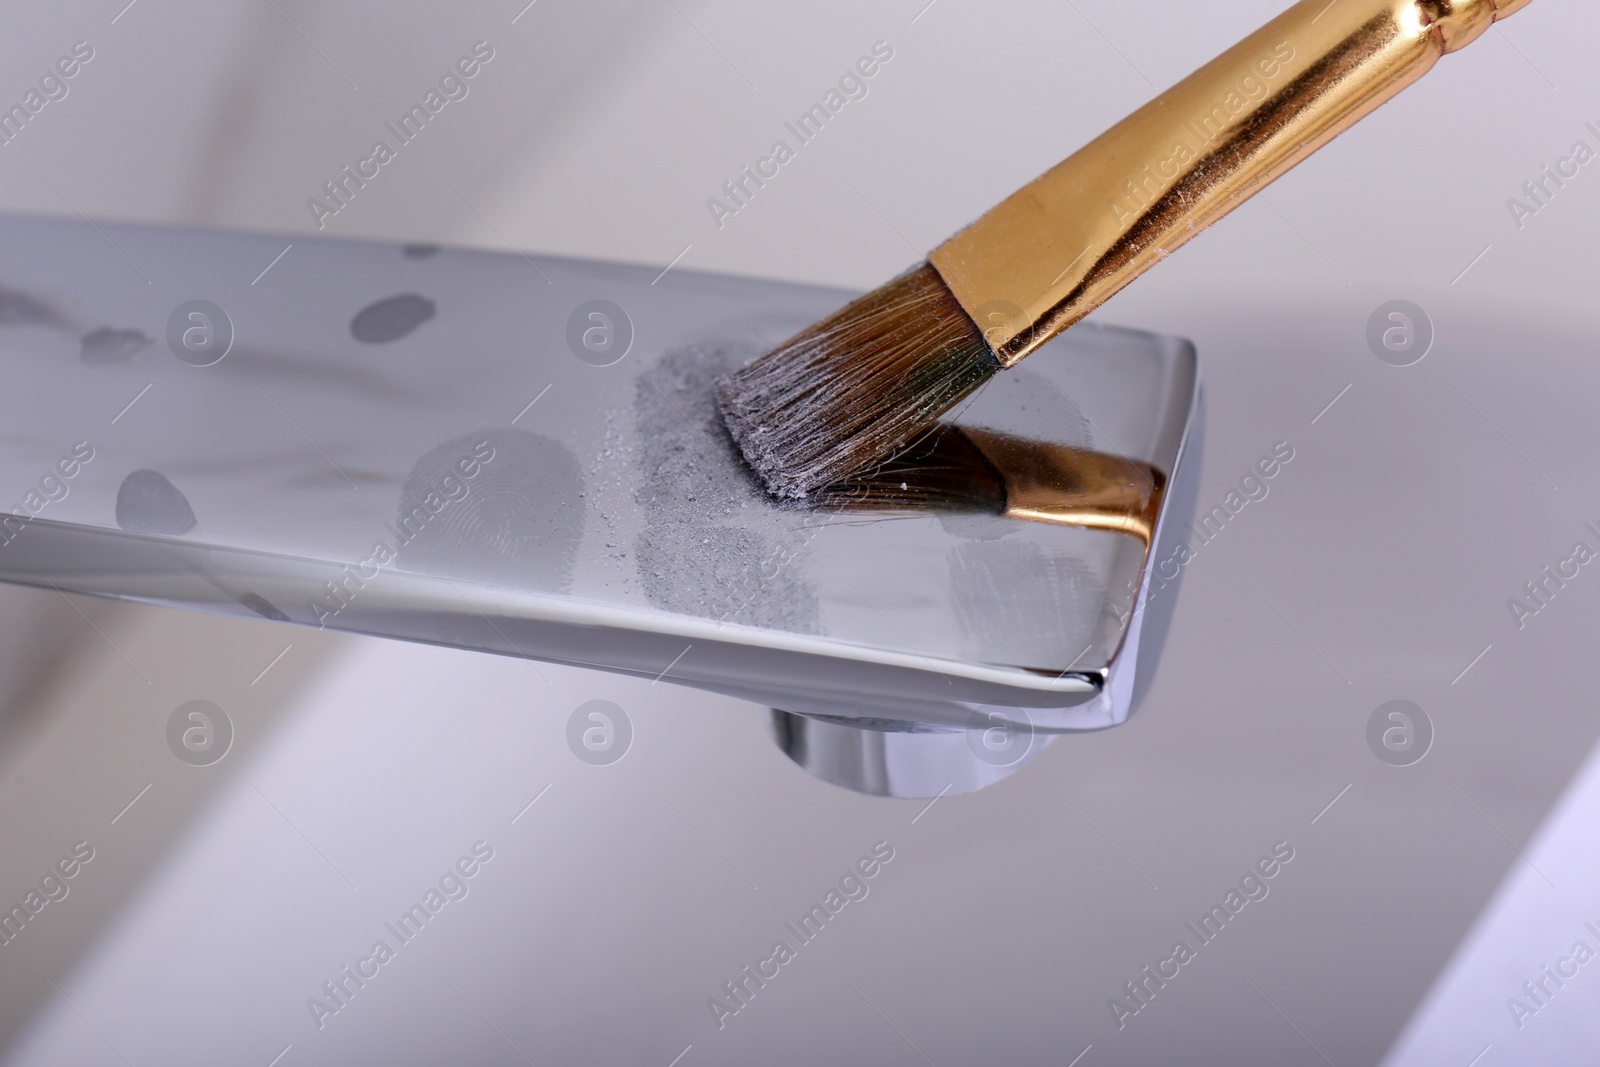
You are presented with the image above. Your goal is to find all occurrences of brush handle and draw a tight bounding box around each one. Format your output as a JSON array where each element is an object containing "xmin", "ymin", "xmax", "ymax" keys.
[{"xmin": 928, "ymin": 0, "xmax": 1530, "ymax": 367}]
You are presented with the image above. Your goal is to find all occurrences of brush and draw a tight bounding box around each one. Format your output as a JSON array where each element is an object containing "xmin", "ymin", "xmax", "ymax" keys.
[
  {"xmin": 717, "ymin": 0, "xmax": 1531, "ymax": 497},
  {"xmin": 810, "ymin": 424, "xmax": 1166, "ymax": 543}
]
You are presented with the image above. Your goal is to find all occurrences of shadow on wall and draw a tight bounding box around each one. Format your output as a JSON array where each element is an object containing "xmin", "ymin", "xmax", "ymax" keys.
[
  {"xmin": 0, "ymin": 584, "xmax": 120, "ymax": 752},
  {"xmin": 0, "ymin": 597, "xmax": 351, "ymax": 1055}
]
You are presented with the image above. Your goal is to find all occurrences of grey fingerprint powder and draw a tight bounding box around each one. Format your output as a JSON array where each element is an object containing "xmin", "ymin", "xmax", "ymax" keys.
[
  {"xmin": 632, "ymin": 344, "xmax": 819, "ymax": 632},
  {"xmin": 80, "ymin": 326, "xmax": 152, "ymax": 364},
  {"xmin": 115, "ymin": 470, "xmax": 197, "ymax": 535},
  {"xmin": 949, "ymin": 540, "xmax": 1104, "ymax": 668},
  {"xmin": 351, "ymin": 293, "xmax": 436, "ymax": 344},
  {"xmin": 396, "ymin": 429, "xmax": 582, "ymax": 592}
]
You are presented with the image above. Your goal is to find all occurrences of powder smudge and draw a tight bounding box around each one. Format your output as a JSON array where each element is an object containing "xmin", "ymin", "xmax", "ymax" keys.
[
  {"xmin": 633, "ymin": 343, "xmax": 819, "ymax": 632},
  {"xmin": 397, "ymin": 429, "xmax": 583, "ymax": 593}
]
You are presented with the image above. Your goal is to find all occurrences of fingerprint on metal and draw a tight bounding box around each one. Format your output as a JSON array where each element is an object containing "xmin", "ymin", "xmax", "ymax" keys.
[
  {"xmin": 949, "ymin": 540, "xmax": 1103, "ymax": 669},
  {"xmin": 396, "ymin": 428, "xmax": 583, "ymax": 592}
]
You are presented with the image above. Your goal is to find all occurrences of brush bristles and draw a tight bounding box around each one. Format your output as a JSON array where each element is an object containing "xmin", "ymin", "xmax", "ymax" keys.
[
  {"xmin": 715, "ymin": 263, "xmax": 1001, "ymax": 498},
  {"xmin": 808, "ymin": 426, "xmax": 1006, "ymax": 515}
]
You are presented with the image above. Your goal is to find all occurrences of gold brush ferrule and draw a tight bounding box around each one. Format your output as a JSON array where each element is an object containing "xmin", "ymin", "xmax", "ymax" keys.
[{"xmin": 927, "ymin": 0, "xmax": 1529, "ymax": 367}]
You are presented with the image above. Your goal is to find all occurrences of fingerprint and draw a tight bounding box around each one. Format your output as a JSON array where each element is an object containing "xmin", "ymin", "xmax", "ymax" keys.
[
  {"xmin": 351, "ymin": 293, "xmax": 436, "ymax": 344},
  {"xmin": 395, "ymin": 429, "xmax": 583, "ymax": 592},
  {"xmin": 949, "ymin": 540, "xmax": 1103, "ymax": 669},
  {"xmin": 634, "ymin": 523, "xmax": 819, "ymax": 633},
  {"xmin": 115, "ymin": 470, "xmax": 197, "ymax": 535}
]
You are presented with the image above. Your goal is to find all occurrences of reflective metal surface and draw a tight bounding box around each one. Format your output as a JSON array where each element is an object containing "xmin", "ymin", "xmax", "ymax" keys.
[
  {"xmin": 0, "ymin": 214, "xmax": 1198, "ymax": 770},
  {"xmin": 771, "ymin": 710, "xmax": 1057, "ymax": 798}
]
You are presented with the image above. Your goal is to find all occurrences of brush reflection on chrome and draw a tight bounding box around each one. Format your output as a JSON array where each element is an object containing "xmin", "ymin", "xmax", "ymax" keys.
[{"xmin": 809, "ymin": 424, "xmax": 1165, "ymax": 545}]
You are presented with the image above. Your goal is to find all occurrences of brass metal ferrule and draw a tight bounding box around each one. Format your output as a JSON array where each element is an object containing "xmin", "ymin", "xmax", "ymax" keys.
[{"xmin": 927, "ymin": 0, "xmax": 1530, "ymax": 367}]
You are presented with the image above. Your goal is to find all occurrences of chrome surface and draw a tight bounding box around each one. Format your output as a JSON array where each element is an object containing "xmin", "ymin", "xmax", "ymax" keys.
[
  {"xmin": 771, "ymin": 710, "xmax": 1058, "ymax": 798},
  {"xmin": 0, "ymin": 215, "xmax": 1199, "ymax": 778}
]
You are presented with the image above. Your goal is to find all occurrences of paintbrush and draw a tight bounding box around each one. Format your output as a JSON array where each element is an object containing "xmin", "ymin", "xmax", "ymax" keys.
[
  {"xmin": 811, "ymin": 425, "xmax": 1166, "ymax": 544},
  {"xmin": 717, "ymin": 0, "xmax": 1531, "ymax": 497}
]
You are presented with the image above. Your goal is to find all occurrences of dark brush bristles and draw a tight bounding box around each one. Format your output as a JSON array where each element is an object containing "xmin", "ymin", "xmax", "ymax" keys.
[
  {"xmin": 715, "ymin": 263, "xmax": 1001, "ymax": 499},
  {"xmin": 807, "ymin": 425, "xmax": 1007, "ymax": 516}
]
